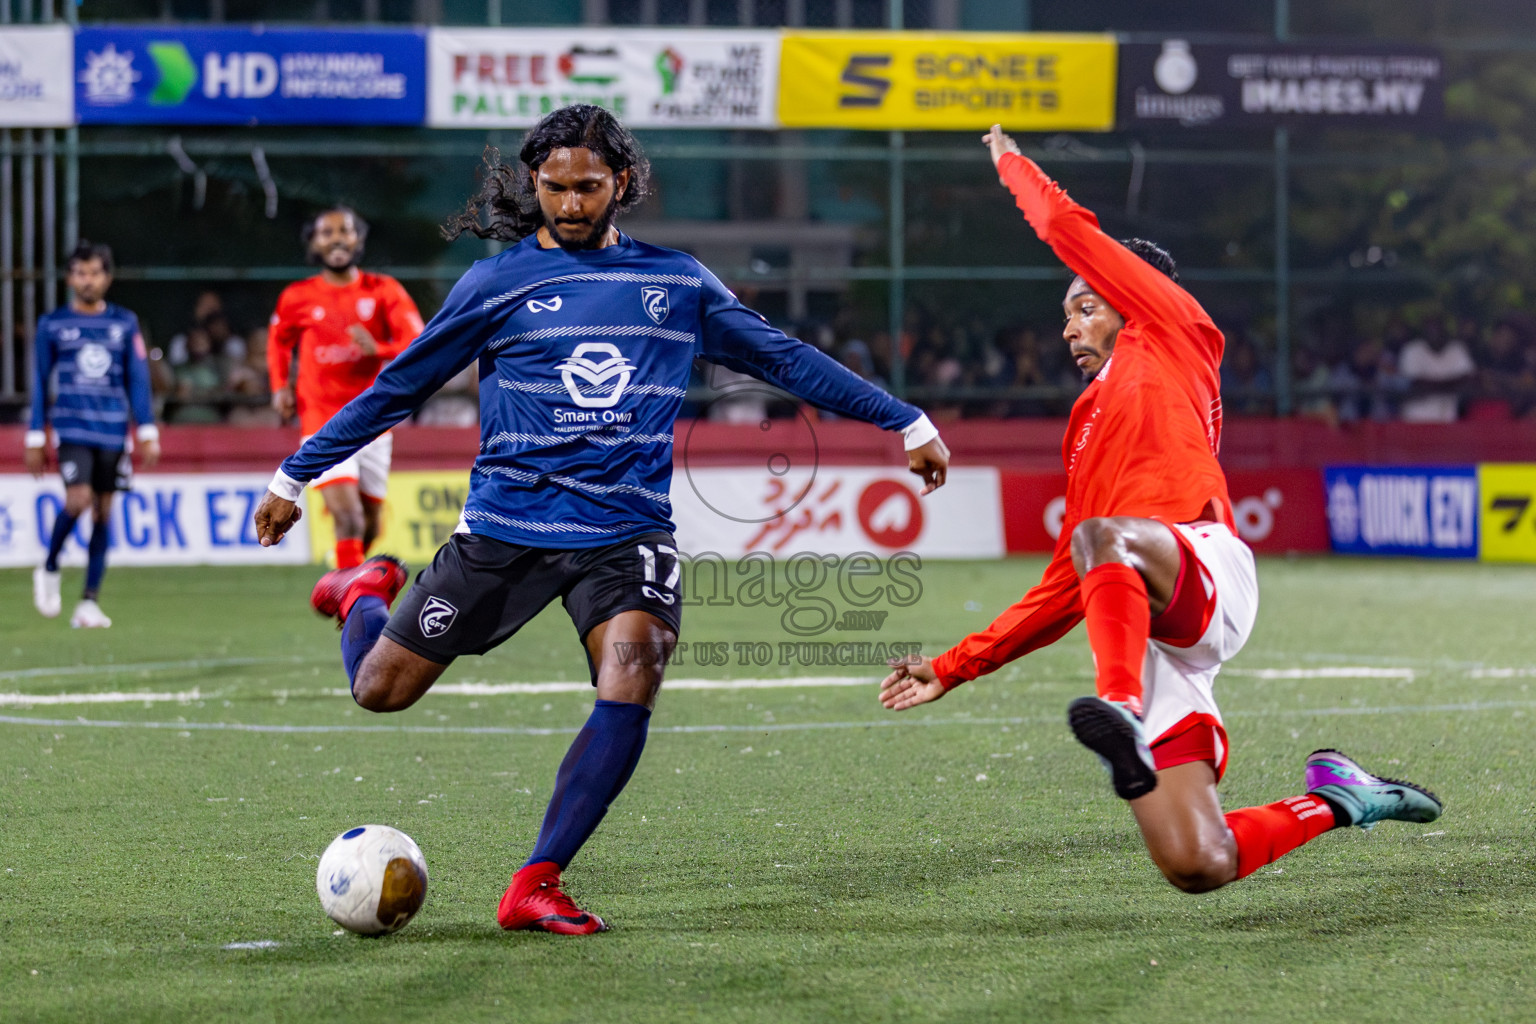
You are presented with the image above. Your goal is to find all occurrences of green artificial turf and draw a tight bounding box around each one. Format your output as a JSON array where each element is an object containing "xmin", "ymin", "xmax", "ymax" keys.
[{"xmin": 1, "ymin": 558, "xmax": 1533, "ymax": 1023}]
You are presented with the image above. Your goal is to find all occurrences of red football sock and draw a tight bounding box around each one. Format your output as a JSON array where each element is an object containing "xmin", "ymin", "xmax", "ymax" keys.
[
  {"xmin": 1225, "ymin": 795, "xmax": 1336, "ymax": 880},
  {"xmin": 1081, "ymin": 562, "xmax": 1150, "ymax": 715},
  {"xmin": 335, "ymin": 537, "xmax": 365, "ymax": 570}
]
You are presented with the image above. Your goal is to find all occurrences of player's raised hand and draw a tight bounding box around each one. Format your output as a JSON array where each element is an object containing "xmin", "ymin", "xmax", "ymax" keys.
[
  {"xmin": 908, "ymin": 436, "xmax": 950, "ymax": 495},
  {"xmin": 982, "ymin": 124, "xmax": 1022, "ymax": 170},
  {"xmin": 23, "ymin": 443, "xmax": 46, "ymax": 479},
  {"xmin": 879, "ymin": 654, "xmax": 947, "ymax": 711},
  {"xmin": 253, "ymin": 491, "xmax": 303, "ymax": 547},
  {"xmin": 347, "ymin": 324, "xmax": 379, "ymax": 357}
]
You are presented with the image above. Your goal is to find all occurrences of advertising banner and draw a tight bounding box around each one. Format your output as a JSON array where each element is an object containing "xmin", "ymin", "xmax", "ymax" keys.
[
  {"xmin": 778, "ymin": 31, "xmax": 1116, "ymax": 131},
  {"xmin": 998, "ymin": 468, "xmax": 1329, "ymax": 554},
  {"xmin": 1119, "ymin": 40, "xmax": 1442, "ymax": 129},
  {"xmin": 1477, "ymin": 463, "xmax": 1536, "ymax": 564},
  {"xmin": 1324, "ymin": 466, "xmax": 1477, "ymax": 558},
  {"xmin": 427, "ymin": 28, "xmax": 778, "ymax": 128},
  {"xmin": 0, "ymin": 473, "xmax": 311, "ymax": 568},
  {"xmin": 74, "ymin": 27, "xmax": 426, "ymax": 125},
  {"xmin": 0, "ymin": 25, "xmax": 73, "ymax": 127},
  {"xmin": 672, "ymin": 465, "xmax": 1003, "ymax": 559}
]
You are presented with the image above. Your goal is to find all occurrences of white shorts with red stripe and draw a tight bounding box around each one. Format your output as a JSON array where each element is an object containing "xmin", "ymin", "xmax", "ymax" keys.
[
  {"xmin": 1142, "ymin": 522, "xmax": 1259, "ymax": 782},
  {"xmin": 301, "ymin": 432, "xmax": 393, "ymax": 501}
]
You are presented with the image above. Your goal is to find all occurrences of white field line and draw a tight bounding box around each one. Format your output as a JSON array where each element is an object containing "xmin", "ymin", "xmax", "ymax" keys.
[
  {"xmin": 2, "ymin": 663, "xmax": 1531, "ymax": 709},
  {"xmin": 0, "ymin": 656, "xmax": 309, "ymax": 683},
  {"xmin": 1226, "ymin": 667, "xmax": 1416, "ymax": 680},
  {"xmin": 2, "ymin": 699, "xmax": 1534, "ymax": 737},
  {"xmin": 0, "ymin": 688, "xmax": 206, "ymax": 707},
  {"xmin": 0, "ymin": 676, "xmax": 877, "ymax": 707}
]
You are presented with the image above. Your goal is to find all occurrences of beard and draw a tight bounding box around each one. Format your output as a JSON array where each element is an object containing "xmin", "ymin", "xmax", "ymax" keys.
[{"xmin": 547, "ymin": 194, "xmax": 621, "ymax": 252}]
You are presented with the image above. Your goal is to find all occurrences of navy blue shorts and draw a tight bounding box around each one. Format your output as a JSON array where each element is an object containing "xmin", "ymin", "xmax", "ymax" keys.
[{"xmin": 383, "ymin": 531, "xmax": 683, "ymax": 676}]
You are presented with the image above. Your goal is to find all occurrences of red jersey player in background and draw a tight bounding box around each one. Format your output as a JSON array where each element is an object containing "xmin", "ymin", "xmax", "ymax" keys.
[
  {"xmin": 269, "ymin": 206, "xmax": 424, "ymax": 570},
  {"xmin": 880, "ymin": 126, "xmax": 1443, "ymax": 894}
]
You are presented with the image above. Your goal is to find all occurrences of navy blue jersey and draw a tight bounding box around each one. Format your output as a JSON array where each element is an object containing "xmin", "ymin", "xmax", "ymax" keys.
[
  {"xmin": 277, "ymin": 233, "xmax": 925, "ymax": 549},
  {"xmin": 29, "ymin": 303, "xmax": 155, "ymax": 450}
]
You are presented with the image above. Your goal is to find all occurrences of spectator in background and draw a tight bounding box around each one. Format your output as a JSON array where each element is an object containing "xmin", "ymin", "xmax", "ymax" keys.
[
  {"xmin": 1399, "ymin": 314, "xmax": 1475, "ymax": 422},
  {"xmin": 167, "ymin": 290, "xmax": 226, "ymax": 366},
  {"xmin": 1330, "ymin": 337, "xmax": 1401, "ymax": 423},
  {"xmin": 1476, "ymin": 316, "xmax": 1536, "ymax": 419},
  {"xmin": 226, "ymin": 325, "xmax": 281, "ymax": 426},
  {"xmin": 171, "ymin": 326, "xmax": 226, "ymax": 424},
  {"xmin": 1292, "ymin": 345, "xmax": 1336, "ymax": 425},
  {"xmin": 202, "ymin": 305, "xmax": 246, "ymax": 364},
  {"xmin": 1220, "ymin": 336, "xmax": 1275, "ymax": 416}
]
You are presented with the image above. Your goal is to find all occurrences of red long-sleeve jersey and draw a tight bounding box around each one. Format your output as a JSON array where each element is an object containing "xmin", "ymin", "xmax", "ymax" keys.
[
  {"xmin": 931, "ymin": 151, "xmax": 1233, "ymax": 688},
  {"xmin": 268, "ymin": 271, "xmax": 425, "ymax": 436}
]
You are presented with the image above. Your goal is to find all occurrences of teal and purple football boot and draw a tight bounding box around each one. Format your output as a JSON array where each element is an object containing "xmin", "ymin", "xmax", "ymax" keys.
[{"xmin": 1305, "ymin": 749, "xmax": 1443, "ymax": 831}]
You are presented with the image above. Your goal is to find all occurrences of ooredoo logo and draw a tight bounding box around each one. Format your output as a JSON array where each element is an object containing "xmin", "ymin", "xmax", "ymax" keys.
[
  {"xmin": 557, "ymin": 342, "xmax": 635, "ymax": 409},
  {"xmin": 857, "ymin": 480, "xmax": 923, "ymax": 548}
]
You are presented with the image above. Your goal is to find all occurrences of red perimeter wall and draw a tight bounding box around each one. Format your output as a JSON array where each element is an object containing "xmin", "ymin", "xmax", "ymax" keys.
[{"xmin": 4, "ymin": 419, "xmax": 1533, "ymax": 554}]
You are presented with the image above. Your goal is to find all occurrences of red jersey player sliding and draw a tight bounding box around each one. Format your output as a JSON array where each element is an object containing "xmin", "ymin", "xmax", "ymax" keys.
[
  {"xmin": 880, "ymin": 126, "xmax": 1443, "ymax": 894},
  {"xmin": 269, "ymin": 206, "xmax": 425, "ymax": 570}
]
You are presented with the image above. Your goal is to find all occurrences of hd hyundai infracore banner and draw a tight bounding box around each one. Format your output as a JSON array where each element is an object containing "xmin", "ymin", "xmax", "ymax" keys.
[{"xmin": 74, "ymin": 26, "xmax": 426, "ymax": 125}]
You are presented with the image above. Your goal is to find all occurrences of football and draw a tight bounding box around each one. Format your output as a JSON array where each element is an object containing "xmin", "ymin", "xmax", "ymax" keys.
[{"xmin": 316, "ymin": 825, "xmax": 429, "ymax": 935}]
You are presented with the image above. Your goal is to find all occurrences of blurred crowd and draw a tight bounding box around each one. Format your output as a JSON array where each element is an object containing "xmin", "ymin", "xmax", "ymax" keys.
[{"xmin": 26, "ymin": 290, "xmax": 1532, "ymax": 427}]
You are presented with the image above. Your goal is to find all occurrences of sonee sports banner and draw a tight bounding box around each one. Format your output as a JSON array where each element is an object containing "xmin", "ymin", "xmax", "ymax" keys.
[
  {"xmin": 75, "ymin": 27, "xmax": 426, "ymax": 125},
  {"xmin": 426, "ymin": 29, "xmax": 778, "ymax": 128},
  {"xmin": 777, "ymin": 31, "xmax": 1117, "ymax": 131}
]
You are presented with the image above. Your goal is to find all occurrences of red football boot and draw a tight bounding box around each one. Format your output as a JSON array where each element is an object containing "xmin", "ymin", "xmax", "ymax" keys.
[
  {"xmin": 310, "ymin": 554, "xmax": 409, "ymax": 624},
  {"xmin": 497, "ymin": 862, "xmax": 608, "ymax": 935}
]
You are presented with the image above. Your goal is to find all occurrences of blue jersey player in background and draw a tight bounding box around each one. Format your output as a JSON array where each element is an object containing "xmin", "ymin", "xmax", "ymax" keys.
[
  {"xmin": 252, "ymin": 105, "xmax": 950, "ymax": 934},
  {"xmin": 27, "ymin": 241, "xmax": 160, "ymax": 629}
]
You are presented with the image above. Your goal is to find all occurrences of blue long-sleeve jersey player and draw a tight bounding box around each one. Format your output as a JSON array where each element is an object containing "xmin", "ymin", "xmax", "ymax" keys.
[
  {"xmin": 270, "ymin": 232, "xmax": 938, "ymax": 542},
  {"xmin": 27, "ymin": 301, "xmax": 158, "ymax": 628},
  {"xmin": 28, "ymin": 302, "xmax": 156, "ymax": 454}
]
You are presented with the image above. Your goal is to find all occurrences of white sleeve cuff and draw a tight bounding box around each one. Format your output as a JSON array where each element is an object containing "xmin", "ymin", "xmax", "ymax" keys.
[
  {"xmin": 268, "ymin": 469, "xmax": 306, "ymax": 503},
  {"xmin": 900, "ymin": 413, "xmax": 940, "ymax": 452},
  {"xmin": 135, "ymin": 424, "xmax": 160, "ymax": 443},
  {"xmin": 24, "ymin": 430, "xmax": 46, "ymax": 449}
]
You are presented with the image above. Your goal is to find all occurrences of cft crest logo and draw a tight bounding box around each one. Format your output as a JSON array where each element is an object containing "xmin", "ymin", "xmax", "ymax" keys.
[{"xmin": 75, "ymin": 27, "xmax": 426, "ymax": 125}]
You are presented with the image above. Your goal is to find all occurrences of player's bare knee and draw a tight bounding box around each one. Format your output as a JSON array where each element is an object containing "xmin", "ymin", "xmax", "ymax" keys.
[
  {"xmin": 351, "ymin": 660, "xmax": 404, "ymax": 713},
  {"xmin": 1158, "ymin": 844, "xmax": 1237, "ymax": 894},
  {"xmin": 1070, "ymin": 517, "xmax": 1130, "ymax": 573}
]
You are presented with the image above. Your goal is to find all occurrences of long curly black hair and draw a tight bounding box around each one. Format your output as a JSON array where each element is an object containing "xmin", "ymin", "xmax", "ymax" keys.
[{"xmin": 443, "ymin": 104, "xmax": 651, "ymax": 244}]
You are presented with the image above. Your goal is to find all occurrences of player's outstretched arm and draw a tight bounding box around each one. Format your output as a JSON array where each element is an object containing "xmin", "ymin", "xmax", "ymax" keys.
[
  {"xmin": 253, "ymin": 492, "xmax": 303, "ymax": 546},
  {"xmin": 698, "ymin": 270, "xmax": 949, "ymax": 492},
  {"xmin": 983, "ymin": 125, "xmax": 1207, "ymax": 333}
]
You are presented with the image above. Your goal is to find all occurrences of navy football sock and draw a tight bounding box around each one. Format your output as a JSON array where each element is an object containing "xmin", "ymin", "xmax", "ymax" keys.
[
  {"xmin": 45, "ymin": 511, "xmax": 77, "ymax": 573},
  {"xmin": 342, "ymin": 596, "xmax": 390, "ymax": 697},
  {"xmin": 526, "ymin": 699, "xmax": 652, "ymax": 871},
  {"xmin": 83, "ymin": 518, "xmax": 110, "ymax": 599}
]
